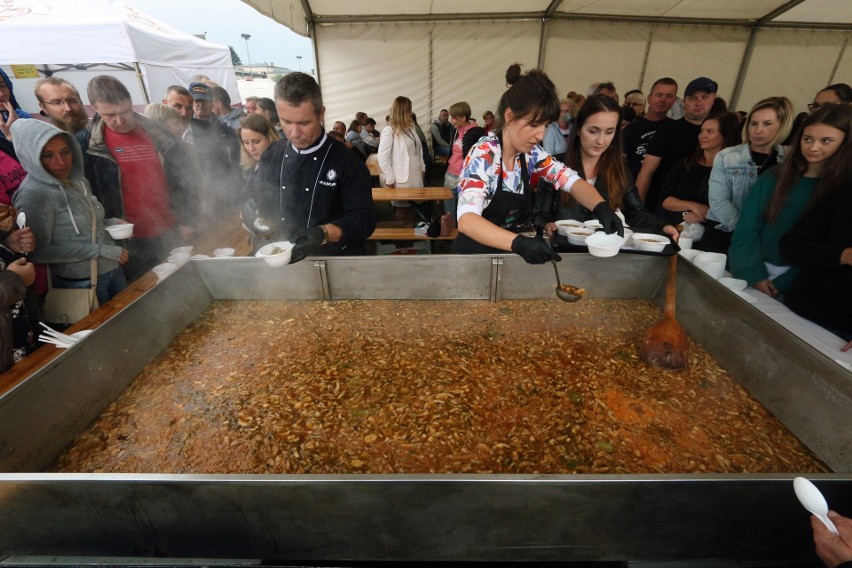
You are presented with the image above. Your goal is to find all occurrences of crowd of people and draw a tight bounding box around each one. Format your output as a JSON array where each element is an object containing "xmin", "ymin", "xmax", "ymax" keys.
[
  {"xmin": 1, "ymin": 62, "xmax": 851, "ymax": 565},
  {"xmin": 0, "ymin": 64, "xmax": 850, "ymax": 356}
]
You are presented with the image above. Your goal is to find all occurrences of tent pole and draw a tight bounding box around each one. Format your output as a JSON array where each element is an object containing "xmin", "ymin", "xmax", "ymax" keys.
[
  {"xmin": 538, "ymin": 1, "xmax": 562, "ymax": 69},
  {"xmin": 730, "ymin": 27, "xmax": 760, "ymax": 110},
  {"xmin": 732, "ymin": 0, "xmax": 807, "ymax": 109},
  {"xmin": 429, "ymin": 24, "xmax": 434, "ymax": 125},
  {"xmin": 827, "ymin": 33, "xmax": 849, "ymax": 85},
  {"xmin": 637, "ymin": 24, "xmax": 656, "ymax": 92},
  {"xmin": 134, "ymin": 63, "xmax": 150, "ymax": 104},
  {"xmin": 538, "ymin": 18, "xmax": 548, "ymax": 68}
]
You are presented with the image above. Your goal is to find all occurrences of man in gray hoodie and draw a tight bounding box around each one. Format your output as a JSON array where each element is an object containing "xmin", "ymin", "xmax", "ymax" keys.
[{"xmin": 11, "ymin": 119, "xmax": 128, "ymax": 305}]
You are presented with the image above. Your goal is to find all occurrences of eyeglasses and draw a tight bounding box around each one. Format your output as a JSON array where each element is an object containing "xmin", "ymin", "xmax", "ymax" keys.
[
  {"xmin": 808, "ymin": 101, "xmax": 840, "ymax": 112},
  {"xmin": 43, "ymin": 98, "xmax": 81, "ymax": 107}
]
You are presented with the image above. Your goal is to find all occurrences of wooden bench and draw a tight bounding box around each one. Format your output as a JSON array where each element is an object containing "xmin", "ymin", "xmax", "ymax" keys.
[
  {"xmin": 368, "ymin": 228, "xmax": 458, "ymax": 241},
  {"xmin": 372, "ymin": 187, "xmax": 452, "ymax": 202}
]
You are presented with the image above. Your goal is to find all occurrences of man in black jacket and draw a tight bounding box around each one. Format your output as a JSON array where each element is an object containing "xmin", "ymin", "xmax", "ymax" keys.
[{"xmin": 245, "ymin": 73, "xmax": 376, "ymax": 262}]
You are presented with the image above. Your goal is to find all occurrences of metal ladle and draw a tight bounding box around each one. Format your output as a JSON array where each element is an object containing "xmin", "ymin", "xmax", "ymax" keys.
[{"xmin": 551, "ymin": 260, "xmax": 583, "ymax": 302}]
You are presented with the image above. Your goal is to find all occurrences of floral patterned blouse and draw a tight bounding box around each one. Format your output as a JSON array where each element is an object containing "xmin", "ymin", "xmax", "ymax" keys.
[{"xmin": 456, "ymin": 135, "xmax": 582, "ymax": 219}]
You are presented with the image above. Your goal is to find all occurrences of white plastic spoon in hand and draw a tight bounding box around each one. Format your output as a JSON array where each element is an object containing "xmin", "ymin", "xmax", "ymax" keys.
[
  {"xmin": 16, "ymin": 211, "xmax": 25, "ymax": 229},
  {"xmin": 794, "ymin": 477, "xmax": 839, "ymax": 535}
]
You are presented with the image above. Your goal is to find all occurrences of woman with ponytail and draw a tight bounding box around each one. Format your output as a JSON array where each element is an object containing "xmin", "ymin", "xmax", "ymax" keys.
[{"xmin": 452, "ymin": 64, "xmax": 624, "ymax": 264}]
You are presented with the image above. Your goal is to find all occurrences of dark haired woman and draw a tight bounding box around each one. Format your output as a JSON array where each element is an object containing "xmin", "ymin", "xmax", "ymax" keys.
[
  {"xmin": 729, "ymin": 104, "xmax": 851, "ymax": 298},
  {"xmin": 554, "ymin": 95, "xmax": 677, "ymax": 239},
  {"xmin": 809, "ymin": 83, "xmax": 852, "ymax": 112},
  {"xmin": 780, "ymin": 157, "xmax": 852, "ymax": 342},
  {"xmin": 452, "ymin": 64, "xmax": 623, "ymax": 263},
  {"xmin": 254, "ymin": 97, "xmax": 282, "ymax": 137},
  {"xmin": 658, "ymin": 112, "xmax": 741, "ymax": 228}
]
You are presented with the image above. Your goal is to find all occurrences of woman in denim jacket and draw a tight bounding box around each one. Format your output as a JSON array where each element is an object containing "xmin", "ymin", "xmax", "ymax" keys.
[{"xmin": 706, "ymin": 97, "xmax": 794, "ymax": 252}]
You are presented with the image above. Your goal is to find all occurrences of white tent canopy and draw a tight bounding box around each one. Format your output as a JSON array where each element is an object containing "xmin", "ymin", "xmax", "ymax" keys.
[
  {"xmin": 243, "ymin": 0, "xmax": 851, "ymax": 129},
  {"xmin": 1, "ymin": 0, "xmax": 239, "ymax": 109}
]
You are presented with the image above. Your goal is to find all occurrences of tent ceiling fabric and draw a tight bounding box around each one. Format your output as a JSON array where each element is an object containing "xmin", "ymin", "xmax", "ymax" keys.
[
  {"xmin": 243, "ymin": 0, "xmax": 852, "ymax": 29},
  {"xmin": 243, "ymin": 0, "xmax": 850, "ymax": 130}
]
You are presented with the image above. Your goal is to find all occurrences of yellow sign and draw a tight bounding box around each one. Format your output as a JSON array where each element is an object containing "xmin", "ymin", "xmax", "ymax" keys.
[{"xmin": 10, "ymin": 65, "xmax": 39, "ymax": 79}]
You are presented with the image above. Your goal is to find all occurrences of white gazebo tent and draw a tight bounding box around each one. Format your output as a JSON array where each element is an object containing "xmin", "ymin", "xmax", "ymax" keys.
[
  {"xmin": 1, "ymin": 0, "xmax": 239, "ymax": 111},
  {"xmin": 242, "ymin": 0, "xmax": 851, "ymax": 128}
]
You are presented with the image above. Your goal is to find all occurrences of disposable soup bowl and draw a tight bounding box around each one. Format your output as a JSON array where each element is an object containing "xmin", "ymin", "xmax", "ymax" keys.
[
  {"xmin": 694, "ymin": 252, "xmax": 726, "ymax": 279},
  {"xmin": 256, "ymin": 241, "xmax": 294, "ymax": 267}
]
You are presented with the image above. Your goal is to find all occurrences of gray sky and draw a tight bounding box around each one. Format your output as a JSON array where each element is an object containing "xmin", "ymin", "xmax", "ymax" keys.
[{"xmin": 130, "ymin": 0, "xmax": 315, "ymax": 72}]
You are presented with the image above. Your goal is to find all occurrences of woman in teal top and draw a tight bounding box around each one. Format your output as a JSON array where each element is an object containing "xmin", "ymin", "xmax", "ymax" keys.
[{"xmin": 729, "ymin": 104, "xmax": 850, "ymax": 298}]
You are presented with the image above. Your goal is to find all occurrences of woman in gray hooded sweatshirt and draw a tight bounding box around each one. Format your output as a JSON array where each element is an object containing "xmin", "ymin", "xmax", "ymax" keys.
[{"xmin": 11, "ymin": 120, "xmax": 128, "ymax": 305}]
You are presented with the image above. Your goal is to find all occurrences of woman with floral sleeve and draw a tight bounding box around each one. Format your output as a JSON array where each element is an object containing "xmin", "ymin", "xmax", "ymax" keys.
[{"xmin": 451, "ymin": 64, "xmax": 623, "ymax": 263}]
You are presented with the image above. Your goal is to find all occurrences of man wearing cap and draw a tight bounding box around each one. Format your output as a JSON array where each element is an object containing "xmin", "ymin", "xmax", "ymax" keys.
[
  {"xmin": 34, "ymin": 77, "xmax": 90, "ymax": 135},
  {"xmin": 245, "ymin": 72, "xmax": 376, "ymax": 262},
  {"xmin": 184, "ymin": 82, "xmax": 241, "ymax": 225},
  {"xmin": 636, "ymin": 76, "xmax": 717, "ymax": 213}
]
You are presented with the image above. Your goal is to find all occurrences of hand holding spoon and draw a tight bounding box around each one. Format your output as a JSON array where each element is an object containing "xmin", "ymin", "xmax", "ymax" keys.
[
  {"xmin": 15, "ymin": 211, "xmax": 27, "ymax": 256},
  {"xmin": 794, "ymin": 477, "xmax": 839, "ymax": 535}
]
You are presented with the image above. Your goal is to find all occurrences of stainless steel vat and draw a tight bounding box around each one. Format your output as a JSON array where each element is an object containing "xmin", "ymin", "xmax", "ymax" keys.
[{"xmin": 0, "ymin": 254, "xmax": 848, "ymax": 563}]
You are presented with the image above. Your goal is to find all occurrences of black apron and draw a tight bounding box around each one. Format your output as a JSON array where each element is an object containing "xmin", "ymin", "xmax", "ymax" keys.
[{"xmin": 452, "ymin": 135, "xmax": 536, "ymax": 254}]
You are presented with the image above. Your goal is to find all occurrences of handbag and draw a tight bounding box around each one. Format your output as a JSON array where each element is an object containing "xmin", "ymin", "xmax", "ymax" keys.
[{"xmin": 41, "ymin": 195, "xmax": 99, "ymax": 325}]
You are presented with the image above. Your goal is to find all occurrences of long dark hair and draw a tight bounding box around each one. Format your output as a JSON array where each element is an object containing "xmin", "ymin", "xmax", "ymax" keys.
[
  {"xmin": 561, "ymin": 94, "xmax": 626, "ymax": 211},
  {"xmin": 767, "ymin": 104, "xmax": 852, "ymax": 223},
  {"xmin": 494, "ymin": 64, "xmax": 560, "ymax": 132},
  {"xmin": 684, "ymin": 112, "xmax": 741, "ymax": 170}
]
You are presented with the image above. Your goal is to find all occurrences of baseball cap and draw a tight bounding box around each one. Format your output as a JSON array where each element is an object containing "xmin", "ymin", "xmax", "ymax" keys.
[
  {"xmin": 685, "ymin": 77, "xmax": 718, "ymax": 97},
  {"xmin": 189, "ymin": 82, "xmax": 211, "ymax": 101}
]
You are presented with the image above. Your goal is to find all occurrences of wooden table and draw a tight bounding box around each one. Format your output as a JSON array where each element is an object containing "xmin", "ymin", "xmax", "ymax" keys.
[{"xmin": 372, "ymin": 187, "xmax": 452, "ymax": 201}]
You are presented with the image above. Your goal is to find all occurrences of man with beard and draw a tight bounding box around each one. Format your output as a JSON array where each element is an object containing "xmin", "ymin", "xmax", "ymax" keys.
[
  {"xmin": 34, "ymin": 78, "xmax": 90, "ymax": 135},
  {"xmin": 245, "ymin": 72, "xmax": 376, "ymax": 262}
]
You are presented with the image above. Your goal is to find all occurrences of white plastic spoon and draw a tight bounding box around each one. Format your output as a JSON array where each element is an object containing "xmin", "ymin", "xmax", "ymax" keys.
[
  {"xmin": 794, "ymin": 477, "xmax": 839, "ymax": 535},
  {"xmin": 16, "ymin": 211, "xmax": 27, "ymax": 256}
]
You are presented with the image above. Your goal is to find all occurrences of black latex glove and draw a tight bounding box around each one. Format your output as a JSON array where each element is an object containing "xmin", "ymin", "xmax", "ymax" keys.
[
  {"xmin": 511, "ymin": 234, "xmax": 561, "ymax": 264},
  {"xmin": 532, "ymin": 182, "xmax": 556, "ymax": 233},
  {"xmin": 592, "ymin": 202, "xmax": 625, "ymax": 237},
  {"xmin": 289, "ymin": 226, "xmax": 325, "ymax": 264}
]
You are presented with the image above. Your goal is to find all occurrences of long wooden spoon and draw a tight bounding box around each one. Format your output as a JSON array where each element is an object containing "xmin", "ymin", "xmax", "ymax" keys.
[{"xmin": 640, "ymin": 255, "xmax": 688, "ymax": 369}]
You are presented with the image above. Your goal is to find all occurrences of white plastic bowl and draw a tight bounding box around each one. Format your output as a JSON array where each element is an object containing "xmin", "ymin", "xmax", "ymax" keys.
[
  {"xmin": 565, "ymin": 227, "xmax": 595, "ymax": 246},
  {"xmin": 189, "ymin": 254, "xmax": 210, "ymax": 260},
  {"xmin": 170, "ymin": 246, "xmax": 194, "ymax": 256},
  {"xmin": 555, "ymin": 219, "xmax": 584, "ymax": 236},
  {"xmin": 631, "ymin": 232, "xmax": 669, "ymax": 252},
  {"xmin": 213, "ymin": 248, "xmax": 235, "ymax": 258},
  {"xmin": 104, "ymin": 223, "xmax": 133, "ymax": 240},
  {"xmin": 256, "ymin": 241, "xmax": 294, "ymax": 267},
  {"xmin": 583, "ymin": 219, "xmax": 604, "ymax": 230},
  {"xmin": 694, "ymin": 252, "xmax": 727, "ymax": 279},
  {"xmin": 719, "ymin": 277, "xmax": 747, "ymax": 291},
  {"xmin": 585, "ymin": 231, "xmax": 625, "ymax": 258},
  {"xmin": 167, "ymin": 252, "xmax": 190, "ymax": 266},
  {"xmin": 152, "ymin": 262, "xmax": 176, "ymax": 281}
]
